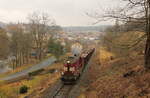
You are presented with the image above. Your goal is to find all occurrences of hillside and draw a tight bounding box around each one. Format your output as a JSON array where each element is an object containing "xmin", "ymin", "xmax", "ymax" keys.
[
  {"xmin": 0, "ymin": 21, "xmax": 6, "ymax": 28},
  {"xmin": 78, "ymin": 31, "xmax": 149, "ymax": 98},
  {"xmin": 78, "ymin": 48, "xmax": 147, "ymax": 98},
  {"xmin": 101, "ymin": 31, "xmax": 145, "ymax": 57}
]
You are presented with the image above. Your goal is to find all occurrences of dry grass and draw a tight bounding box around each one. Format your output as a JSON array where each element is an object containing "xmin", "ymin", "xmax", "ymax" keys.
[
  {"xmin": 79, "ymin": 31, "xmax": 146, "ymax": 98},
  {"xmin": 98, "ymin": 47, "xmax": 115, "ymax": 64},
  {"xmin": 78, "ymin": 46, "xmax": 150, "ymax": 98},
  {"xmin": 0, "ymin": 62, "xmax": 37, "ymax": 78},
  {"xmin": 114, "ymin": 31, "xmax": 144, "ymax": 44},
  {"xmin": 0, "ymin": 61, "xmax": 62, "ymax": 98},
  {"xmin": 0, "ymin": 65, "xmax": 28, "ymax": 78},
  {"xmin": 103, "ymin": 31, "xmax": 145, "ymax": 57},
  {"xmin": 20, "ymin": 73, "xmax": 60, "ymax": 98},
  {"xmin": 20, "ymin": 61, "xmax": 62, "ymax": 98}
]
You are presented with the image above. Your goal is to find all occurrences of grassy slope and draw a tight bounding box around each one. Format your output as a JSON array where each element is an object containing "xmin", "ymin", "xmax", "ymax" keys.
[
  {"xmin": 0, "ymin": 63, "xmax": 33, "ymax": 78},
  {"xmin": 79, "ymin": 48, "xmax": 147, "ymax": 98},
  {"xmin": 78, "ymin": 31, "xmax": 150, "ymax": 98},
  {"xmin": 0, "ymin": 62, "xmax": 62, "ymax": 98},
  {"xmin": 105, "ymin": 31, "xmax": 145, "ymax": 57}
]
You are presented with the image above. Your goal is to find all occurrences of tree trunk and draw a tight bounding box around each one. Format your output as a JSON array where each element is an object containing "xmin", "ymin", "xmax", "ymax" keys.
[
  {"xmin": 23, "ymin": 54, "xmax": 25, "ymax": 64},
  {"xmin": 39, "ymin": 42, "xmax": 43, "ymax": 61},
  {"xmin": 145, "ymin": 36, "xmax": 150, "ymax": 68},
  {"xmin": 26, "ymin": 54, "xmax": 29, "ymax": 63},
  {"xmin": 19, "ymin": 52, "xmax": 22, "ymax": 66},
  {"xmin": 145, "ymin": 0, "xmax": 150, "ymax": 69},
  {"xmin": 16, "ymin": 54, "xmax": 18, "ymax": 68},
  {"xmin": 13, "ymin": 60, "xmax": 15, "ymax": 70}
]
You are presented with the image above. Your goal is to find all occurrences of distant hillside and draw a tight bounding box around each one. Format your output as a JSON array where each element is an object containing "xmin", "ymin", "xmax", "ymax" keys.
[
  {"xmin": 63, "ymin": 25, "xmax": 110, "ymax": 33},
  {"xmin": 0, "ymin": 21, "xmax": 6, "ymax": 28}
]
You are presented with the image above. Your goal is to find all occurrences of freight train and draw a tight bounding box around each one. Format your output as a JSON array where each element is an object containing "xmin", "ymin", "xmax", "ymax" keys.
[{"xmin": 61, "ymin": 48, "xmax": 95, "ymax": 84}]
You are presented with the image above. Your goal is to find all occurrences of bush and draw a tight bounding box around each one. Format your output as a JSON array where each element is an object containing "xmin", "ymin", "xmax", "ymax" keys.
[
  {"xmin": 19, "ymin": 85, "xmax": 28, "ymax": 94},
  {"xmin": 48, "ymin": 38, "xmax": 65, "ymax": 58},
  {"xmin": 49, "ymin": 69, "xmax": 57, "ymax": 73},
  {"xmin": 28, "ymin": 69, "xmax": 44, "ymax": 76}
]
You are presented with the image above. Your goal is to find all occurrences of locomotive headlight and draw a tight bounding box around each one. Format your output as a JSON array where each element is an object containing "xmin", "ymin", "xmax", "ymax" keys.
[
  {"xmin": 70, "ymin": 67, "xmax": 75, "ymax": 71},
  {"xmin": 61, "ymin": 72, "xmax": 64, "ymax": 75},
  {"xmin": 67, "ymin": 61, "xmax": 70, "ymax": 64}
]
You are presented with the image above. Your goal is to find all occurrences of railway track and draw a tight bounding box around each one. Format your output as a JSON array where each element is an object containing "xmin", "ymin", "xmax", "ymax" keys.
[
  {"xmin": 51, "ymin": 83, "xmax": 73, "ymax": 98},
  {"xmin": 45, "ymin": 48, "xmax": 95, "ymax": 98}
]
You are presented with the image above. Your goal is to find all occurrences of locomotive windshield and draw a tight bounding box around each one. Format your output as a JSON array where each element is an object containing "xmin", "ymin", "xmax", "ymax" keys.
[
  {"xmin": 63, "ymin": 66, "xmax": 75, "ymax": 72},
  {"xmin": 64, "ymin": 56, "xmax": 79, "ymax": 64},
  {"xmin": 63, "ymin": 56, "xmax": 76, "ymax": 72}
]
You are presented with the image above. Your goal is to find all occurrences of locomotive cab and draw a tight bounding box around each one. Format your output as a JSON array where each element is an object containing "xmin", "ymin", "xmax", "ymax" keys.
[
  {"xmin": 61, "ymin": 56, "xmax": 80, "ymax": 83},
  {"xmin": 63, "ymin": 60, "xmax": 75, "ymax": 73}
]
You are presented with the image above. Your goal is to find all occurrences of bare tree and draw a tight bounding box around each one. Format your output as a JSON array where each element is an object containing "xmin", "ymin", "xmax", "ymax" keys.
[
  {"xmin": 8, "ymin": 24, "xmax": 33, "ymax": 68},
  {"xmin": 88, "ymin": 0, "xmax": 150, "ymax": 69},
  {"xmin": 28, "ymin": 12, "xmax": 55, "ymax": 60},
  {"xmin": 21, "ymin": 33, "xmax": 33, "ymax": 64},
  {"xmin": 10, "ymin": 24, "xmax": 23, "ymax": 67},
  {"xmin": 0, "ymin": 28, "xmax": 9, "ymax": 59},
  {"xmin": 145, "ymin": 0, "xmax": 150, "ymax": 69}
]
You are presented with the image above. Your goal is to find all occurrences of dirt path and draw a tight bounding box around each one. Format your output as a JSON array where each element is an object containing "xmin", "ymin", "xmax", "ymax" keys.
[{"xmin": 0, "ymin": 57, "xmax": 56, "ymax": 81}]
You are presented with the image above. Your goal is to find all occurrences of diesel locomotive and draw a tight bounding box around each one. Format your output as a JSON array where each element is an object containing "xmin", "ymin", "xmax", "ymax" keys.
[{"xmin": 61, "ymin": 48, "xmax": 95, "ymax": 84}]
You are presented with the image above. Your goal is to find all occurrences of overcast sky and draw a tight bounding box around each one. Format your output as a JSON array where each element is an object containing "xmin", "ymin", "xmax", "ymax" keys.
[{"xmin": 0, "ymin": 0, "xmax": 121, "ymax": 26}]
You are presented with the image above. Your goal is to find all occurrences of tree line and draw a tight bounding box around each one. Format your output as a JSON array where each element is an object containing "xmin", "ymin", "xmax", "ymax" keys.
[
  {"xmin": 88, "ymin": 0, "xmax": 150, "ymax": 69},
  {"xmin": 0, "ymin": 12, "xmax": 65, "ymax": 69}
]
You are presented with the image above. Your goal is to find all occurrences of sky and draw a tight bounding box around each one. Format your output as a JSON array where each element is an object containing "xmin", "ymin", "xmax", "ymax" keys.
[{"xmin": 0, "ymin": 0, "xmax": 121, "ymax": 26}]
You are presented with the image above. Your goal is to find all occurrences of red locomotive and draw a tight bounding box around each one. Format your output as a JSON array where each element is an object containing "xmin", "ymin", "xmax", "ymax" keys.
[{"xmin": 61, "ymin": 48, "xmax": 95, "ymax": 84}]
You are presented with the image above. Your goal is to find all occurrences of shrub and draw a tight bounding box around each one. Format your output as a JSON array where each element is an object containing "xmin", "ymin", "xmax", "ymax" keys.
[
  {"xmin": 19, "ymin": 85, "xmax": 28, "ymax": 94},
  {"xmin": 48, "ymin": 38, "xmax": 65, "ymax": 58},
  {"xmin": 28, "ymin": 69, "xmax": 44, "ymax": 76}
]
